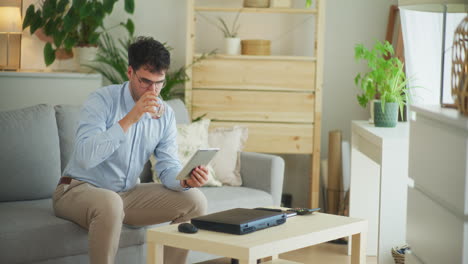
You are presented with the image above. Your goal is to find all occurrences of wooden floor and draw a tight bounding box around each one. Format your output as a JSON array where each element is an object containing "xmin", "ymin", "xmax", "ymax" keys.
[{"xmin": 197, "ymin": 242, "xmax": 377, "ymax": 264}]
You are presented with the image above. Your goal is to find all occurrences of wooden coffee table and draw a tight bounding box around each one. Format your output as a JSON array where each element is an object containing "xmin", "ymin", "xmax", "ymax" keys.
[{"xmin": 146, "ymin": 212, "xmax": 367, "ymax": 264}]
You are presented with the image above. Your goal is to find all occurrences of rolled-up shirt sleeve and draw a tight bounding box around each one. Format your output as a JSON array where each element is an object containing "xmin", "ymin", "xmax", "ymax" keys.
[
  {"xmin": 154, "ymin": 110, "xmax": 184, "ymax": 191},
  {"xmin": 74, "ymin": 92, "xmax": 126, "ymax": 170}
]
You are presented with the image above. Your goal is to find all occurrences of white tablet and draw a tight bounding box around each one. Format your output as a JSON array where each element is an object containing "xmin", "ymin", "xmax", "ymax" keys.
[{"xmin": 175, "ymin": 148, "xmax": 220, "ymax": 180}]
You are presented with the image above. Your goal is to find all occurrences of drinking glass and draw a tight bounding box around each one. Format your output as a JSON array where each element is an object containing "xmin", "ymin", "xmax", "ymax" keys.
[{"xmin": 150, "ymin": 96, "xmax": 165, "ymax": 119}]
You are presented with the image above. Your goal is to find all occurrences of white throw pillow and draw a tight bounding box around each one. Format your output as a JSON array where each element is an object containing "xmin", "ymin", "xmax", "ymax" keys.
[
  {"xmin": 208, "ymin": 126, "xmax": 248, "ymax": 186},
  {"xmin": 150, "ymin": 119, "xmax": 222, "ymax": 187}
]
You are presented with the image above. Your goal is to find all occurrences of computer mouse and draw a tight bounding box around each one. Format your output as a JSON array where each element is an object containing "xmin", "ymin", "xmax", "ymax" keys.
[{"xmin": 178, "ymin": 223, "xmax": 198, "ymax": 234}]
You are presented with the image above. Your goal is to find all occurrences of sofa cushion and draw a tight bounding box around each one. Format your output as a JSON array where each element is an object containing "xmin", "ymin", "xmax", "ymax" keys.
[
  {"xmin": 0, "ymin": 199, "xmax": 145, "ymax": 264},
  {"xmin": 0, "ymin": 104, "xmax": 61, "ymax": 202},
  {"xmin": 54, "ymin": 105, "xmax": 81, "ymax": 173},
  {"xmin": 175, "ymin": 119, "xmax": 221, "ymax": 186},
  {"xmin": 199, "ymin": 186, "xmax": 273, "ymax": 213},
  {"xmin": 208, "ymin": 126, "xmax": 248, "ymax": 186}
]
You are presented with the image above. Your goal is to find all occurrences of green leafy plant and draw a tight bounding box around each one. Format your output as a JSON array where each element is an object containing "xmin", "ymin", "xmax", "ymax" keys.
[
  {"xmin": 85, "ymin": 32, "xmax": 216, "ymax": 100},
  {"xmin": 354, "ymin": 40, "xmax": 410, "ymax": 115},
  {"xmin": 22, "ymin": 0, "xmax": 135, "ymax": 66},
  {"xmin": 306, "ymin": 0, "xmax": 312, "ymax": 8}
]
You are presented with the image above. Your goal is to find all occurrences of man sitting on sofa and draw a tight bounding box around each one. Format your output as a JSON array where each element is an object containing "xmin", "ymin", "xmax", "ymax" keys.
[{"xmin": 53, "ymin": 36, "xmax": 209, "ymax": 264}]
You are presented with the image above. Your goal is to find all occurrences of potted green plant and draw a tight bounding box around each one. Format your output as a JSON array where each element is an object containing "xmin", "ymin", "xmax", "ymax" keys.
[
  {"xmin": 218, "ymin": 14, "xmax": 241, "ymax": 55},
  {"xmin": 22, "ymin": 0, "xmax": 134, "ymax": 66},
  {"xmin": 200, "ymin": 12, "xmax": 241, "ymax": 55},
  {"xmin": 354, "ymin": 40, "xmax": 410, "ymax": 127}
]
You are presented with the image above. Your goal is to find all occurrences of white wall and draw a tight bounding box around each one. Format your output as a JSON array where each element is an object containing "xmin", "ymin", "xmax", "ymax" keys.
[
  {"xmin": 286, "ymin": 0, "xmax": 397, "ymax": 208},
  {"xmin": 106, "ymin": 0, "xmax": 397, "ymax": 158},
  {"xmin": 321, "ymin": 0, "xmax": 397, "ymax": 158},
  {"xmin": 19, "ymin": 0, "xmax": 397, "ymax": 207}
]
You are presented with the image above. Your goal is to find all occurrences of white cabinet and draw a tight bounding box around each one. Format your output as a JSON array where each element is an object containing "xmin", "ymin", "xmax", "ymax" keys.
[
  {"xmin": 0, "ymin": 71, "xmax": 102, "ymax": 111},
  {"xmin": 349, "ymin": 120, "xmax": 409, "ymax": 264},
  {"xmin": 407, "ymin": 105, "xmax": 468, "ymax": 264}
]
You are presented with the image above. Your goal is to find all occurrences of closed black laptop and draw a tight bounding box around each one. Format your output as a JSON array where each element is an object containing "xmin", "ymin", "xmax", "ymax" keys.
[{"xmin": 191, "ymin": 208, "xmax": 287, "ymax": 235}]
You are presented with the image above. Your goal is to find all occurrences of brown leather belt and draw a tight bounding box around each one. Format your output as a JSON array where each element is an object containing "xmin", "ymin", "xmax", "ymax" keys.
[{"xmin": 58, "ymin": 176, "xmax": 73, "ymax": 185}]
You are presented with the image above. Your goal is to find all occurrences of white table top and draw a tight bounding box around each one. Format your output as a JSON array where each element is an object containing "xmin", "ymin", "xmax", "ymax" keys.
[{"xmin": 147, "ymin": 213, "xmax": 367, "ymax": 260}]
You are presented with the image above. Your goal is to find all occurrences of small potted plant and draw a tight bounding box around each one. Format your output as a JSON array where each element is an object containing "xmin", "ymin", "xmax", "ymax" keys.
[
  {"xmin": 354, "ymin": 40, "xmax": 410, "ymax": 127},
  {"xmin": 217, "ymin": 13, "xmax": 241, "ymax": 55},
  {"xmin": 200, "ymin": 12, "xmax": 241, "ymax": 55}
]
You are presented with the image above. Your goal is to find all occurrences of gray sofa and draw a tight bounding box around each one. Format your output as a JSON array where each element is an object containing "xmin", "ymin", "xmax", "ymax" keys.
[{"xmin": 0, "ymin": 99, "xmax": 285, "ymax": 264}]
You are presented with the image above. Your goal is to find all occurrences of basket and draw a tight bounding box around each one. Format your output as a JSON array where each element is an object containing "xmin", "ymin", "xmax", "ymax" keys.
[
  {"xmin": 243, "ymin": 0, "xmax": 270, "ymax": 8},
  {"xmin": 391, "ymin": 245, "xmax": 410, "ymax": 264},
  {"xmin": 241, "ymin": 39, "xmax": 271, "ymax": 55},
  {"xmin": 270, "ymin": 0, "xmax": 292, "ymax": 8},
  {"xmin": 391, "ymin": 248, "xmax": 405, "ymax": 264}
]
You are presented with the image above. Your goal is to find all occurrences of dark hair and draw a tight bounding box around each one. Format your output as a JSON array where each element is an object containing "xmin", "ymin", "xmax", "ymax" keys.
[{"xmin": 128, "ymin": 36, "xmax": 170, "ymax": 73}]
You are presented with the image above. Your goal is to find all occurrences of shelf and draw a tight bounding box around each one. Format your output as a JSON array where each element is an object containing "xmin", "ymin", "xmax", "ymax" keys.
[
  {"xmin": 195, "ymin": 7, "xmax": 317, "ymax": 14},
  {"xmin": 194, "ymin": 53, "xmax": 316, "ymax": 61},
  {"xmin": 193, "ymin": 87, "xmax": 315, "ymax": 93},
  {"xmin": 0, "ymin": 71, "xmax": 101, "ymax": 79}
]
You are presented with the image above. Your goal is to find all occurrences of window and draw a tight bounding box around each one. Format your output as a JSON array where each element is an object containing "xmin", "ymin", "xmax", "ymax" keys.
[{"xmin": 400, "ymin": 9, "xmax": 465, "ymax": 105}]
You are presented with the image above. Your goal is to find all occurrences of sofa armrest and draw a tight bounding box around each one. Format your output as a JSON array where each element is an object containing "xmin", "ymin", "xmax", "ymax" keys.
[{"xmin": 240, "ymin": 152, "xmax": 285, "ymax": 206}]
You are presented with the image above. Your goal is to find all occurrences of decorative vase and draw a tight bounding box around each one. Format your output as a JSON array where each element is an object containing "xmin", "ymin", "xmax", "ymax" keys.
[
  {"xmin": 374, "ymin": 101, "xmax": 398, "ymax": 127},
  {"xmin": 224, "ymin": 38, "xmax": 241, "ymax": 55},
  {"xmin": 451, "ymin": 16, "xmax": 468, "ymax": 115},
  {"xmin": 75, "ymin": 45, "xmax": 98, "ymax": 72}
]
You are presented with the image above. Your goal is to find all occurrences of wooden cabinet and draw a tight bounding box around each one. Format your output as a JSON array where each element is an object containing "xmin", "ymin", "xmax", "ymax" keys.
[{"xmin": 185, "ymin": 0, "xmax": 325, "ymax": 207}]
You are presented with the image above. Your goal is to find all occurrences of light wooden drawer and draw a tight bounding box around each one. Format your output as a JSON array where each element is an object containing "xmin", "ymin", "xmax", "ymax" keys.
[
  {"xmin": 407, "ymin": 187, "xmax": 464, "ymax": 264},
  {"xmin": 409, "ymin": 114, "xmax": 468, "ymax": 214},
  {"xmin": 192, "ymin": 58, "xmax": 315, "ymax": 91},
  {"xmin": 192, "ymin": 90, "xmax": 314, "ymax": 123},
  {"xmin": 210, "ymin": 121, "xmax": 313, "ymax": 154}
]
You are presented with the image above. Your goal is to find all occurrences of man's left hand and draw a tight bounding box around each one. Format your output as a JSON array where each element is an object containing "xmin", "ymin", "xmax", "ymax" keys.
[{"xmin": 186, "ymin": 166, "xmax": 209, "ymax": 188}]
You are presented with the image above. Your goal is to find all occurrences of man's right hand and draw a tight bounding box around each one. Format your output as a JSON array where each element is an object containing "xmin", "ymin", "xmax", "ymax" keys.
[{"xmin": 119, "ymin": 91, "xmax": 160, "ymax": 133}]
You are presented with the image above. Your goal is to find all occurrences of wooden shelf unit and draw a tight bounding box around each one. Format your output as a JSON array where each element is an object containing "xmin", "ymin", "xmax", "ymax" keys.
[{"xmin": 185, "ymin": 0, "xmax": 326, "ymax": 208}]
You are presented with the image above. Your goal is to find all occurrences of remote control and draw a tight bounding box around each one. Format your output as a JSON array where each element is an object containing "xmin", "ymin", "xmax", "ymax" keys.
[{"xmin": 286, "ymin": 208, "xmax": 320, "ymax": 215}]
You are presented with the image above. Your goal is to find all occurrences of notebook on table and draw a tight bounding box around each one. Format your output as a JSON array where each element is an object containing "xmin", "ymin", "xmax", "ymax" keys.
[{"xmin": 191, "ymin": 208, "xmax": 287, "ymax": 235}]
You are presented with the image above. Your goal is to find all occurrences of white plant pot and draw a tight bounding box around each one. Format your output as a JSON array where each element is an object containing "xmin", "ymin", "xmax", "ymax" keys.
[
  {"xmin": 224, "ymin": 38, "xmax": 241, "ymax": 55},
  {"xmin": 75, "ymin": 46, "xmax": 98, "ymax": 72}
]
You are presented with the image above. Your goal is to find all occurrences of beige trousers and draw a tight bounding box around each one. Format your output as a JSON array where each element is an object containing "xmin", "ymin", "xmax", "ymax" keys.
[{"xmin": 52, "ymin": 179, "xmax": 207, "ymax": 264}]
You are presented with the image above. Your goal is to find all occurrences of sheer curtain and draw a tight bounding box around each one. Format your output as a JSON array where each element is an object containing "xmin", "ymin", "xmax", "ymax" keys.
[{"xmin": 400, "ymin": 9, "xmax": 465, "ymax": 105}]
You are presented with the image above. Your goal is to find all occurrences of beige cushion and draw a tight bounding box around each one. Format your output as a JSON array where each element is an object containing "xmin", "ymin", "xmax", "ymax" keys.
[
  {"xmin": 208, "ymin": 126, "xmax": 248, "ymax": 186},
  {"xmin": 151, "ymin": 119, "xmax": 222, "ymax": 187}
]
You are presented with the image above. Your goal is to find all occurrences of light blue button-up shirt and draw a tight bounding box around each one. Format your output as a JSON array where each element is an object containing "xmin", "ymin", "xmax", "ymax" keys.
[{"xmin": 63, "ymin": 82, "xmax": 184, "ymax": 192}]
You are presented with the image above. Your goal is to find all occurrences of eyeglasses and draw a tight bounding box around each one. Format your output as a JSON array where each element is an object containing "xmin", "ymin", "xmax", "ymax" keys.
[{"xmin": 134, "ymin": 70, "xmax": 166, "ymax": 89}]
